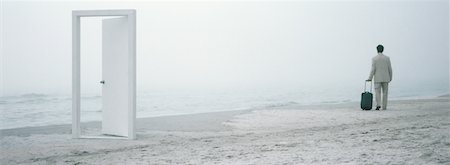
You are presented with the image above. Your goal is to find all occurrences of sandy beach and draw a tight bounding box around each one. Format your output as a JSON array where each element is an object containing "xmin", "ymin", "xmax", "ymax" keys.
[{"xmin": 1, "ymin": 95, "xmax": 449, "ymax": 164}]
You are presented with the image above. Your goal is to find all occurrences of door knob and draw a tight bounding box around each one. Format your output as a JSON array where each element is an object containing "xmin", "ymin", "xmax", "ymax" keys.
[{"xmin": 100, "ymin": 80, "xmax": 105, "ymax": 84}]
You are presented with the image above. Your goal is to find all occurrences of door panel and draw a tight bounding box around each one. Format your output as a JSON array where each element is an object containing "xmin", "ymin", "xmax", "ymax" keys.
[{"xmin": 102, "ymin": 17, "xmax": 129, "ymax": 137}]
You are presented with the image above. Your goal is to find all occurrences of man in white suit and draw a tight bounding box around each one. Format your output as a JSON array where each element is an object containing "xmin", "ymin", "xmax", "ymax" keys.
[{"xmin": 367, "ymin": 45, "xmax": 393, "ymax": 110}]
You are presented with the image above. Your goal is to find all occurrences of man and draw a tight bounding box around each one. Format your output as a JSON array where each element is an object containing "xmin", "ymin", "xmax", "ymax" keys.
[{"xmin": 367, "ymin": 44, "xmax": 393, "ymax": 110}]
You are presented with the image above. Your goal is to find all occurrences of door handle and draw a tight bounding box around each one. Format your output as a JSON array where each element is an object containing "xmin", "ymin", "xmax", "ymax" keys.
[{"xmin": 100, "ymin": 80, "xmax": 105, "ymax": 84}]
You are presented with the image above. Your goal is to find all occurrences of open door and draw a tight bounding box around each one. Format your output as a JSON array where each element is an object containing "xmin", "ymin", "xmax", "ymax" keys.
[
  {"xmin": 73, "ymin": 9, "xmax": 136, "ymax": 139},
  {"xmin": 101, "ymin": 16, "xmax": 129, "ymax": 137}
]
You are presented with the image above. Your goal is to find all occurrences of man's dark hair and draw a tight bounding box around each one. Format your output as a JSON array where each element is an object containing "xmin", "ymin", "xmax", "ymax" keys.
[{"xmin": 377, "ymin": 44, "xmax": 384, "ymax": 53}]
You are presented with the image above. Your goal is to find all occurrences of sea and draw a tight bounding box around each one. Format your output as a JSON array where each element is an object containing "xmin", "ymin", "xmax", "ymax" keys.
[{"xmin": 1, "ymin": 84, "xmax": 448, "ymax": 130}]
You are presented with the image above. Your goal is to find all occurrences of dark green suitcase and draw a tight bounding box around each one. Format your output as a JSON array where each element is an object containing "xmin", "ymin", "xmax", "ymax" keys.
[{"xmin": 361, "ymin": 80, "xmax": 373, "ymax": 110}]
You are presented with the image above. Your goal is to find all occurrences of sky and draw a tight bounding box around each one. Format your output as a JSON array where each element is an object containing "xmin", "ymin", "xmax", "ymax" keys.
[{"xmin": 1, "ymin": 0, "xmax": 449, "ymax": 96}]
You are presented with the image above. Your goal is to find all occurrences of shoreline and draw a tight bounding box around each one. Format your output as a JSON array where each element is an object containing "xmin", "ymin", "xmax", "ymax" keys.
[
  {"xmin": 2, "ymin": 93, "xmax": 448, "ymax": 134},
  {"xmin": 0, "ymin": 109, "xmax": 251, "ymax": 137},
  {"xmin": 1, "ymin": 95, "xmax": 449, "ymax": 164},
  {"xmin": 1, "ymin": 94, "xmax": 449, "ymax": 136}
]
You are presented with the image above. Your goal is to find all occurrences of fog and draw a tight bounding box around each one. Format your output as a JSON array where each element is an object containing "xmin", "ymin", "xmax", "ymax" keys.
[{"xmin": 1, "ymin": 0, "xmax": 449, "ymax": 96}]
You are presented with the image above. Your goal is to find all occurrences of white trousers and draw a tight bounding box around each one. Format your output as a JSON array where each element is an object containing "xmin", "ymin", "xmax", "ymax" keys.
[{"xmin": 374, "ymin": 82, "xmax": 389, "ymax": 109}]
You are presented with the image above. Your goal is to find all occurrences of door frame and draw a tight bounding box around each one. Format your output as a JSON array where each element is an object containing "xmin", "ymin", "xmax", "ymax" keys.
[{"xmin": 72, "ymin": 10, "xmax": 136, "ymax": 139}]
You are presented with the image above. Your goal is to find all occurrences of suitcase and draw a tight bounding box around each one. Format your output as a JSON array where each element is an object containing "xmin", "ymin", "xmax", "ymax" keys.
[{"xmin": 361, "ymin": 80, "xmax": 373, "ymax": 110}]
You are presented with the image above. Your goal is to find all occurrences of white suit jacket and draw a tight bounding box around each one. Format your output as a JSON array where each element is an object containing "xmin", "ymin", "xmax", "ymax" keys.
[{"xmin": 368, "ymin": 53, "xmax": 392, "ymax": 83}]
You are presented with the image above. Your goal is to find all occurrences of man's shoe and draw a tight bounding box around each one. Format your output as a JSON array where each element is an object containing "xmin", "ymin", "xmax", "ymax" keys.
[{"xmin": 375, "ymin": 106, "xmax": 381, "ymax": 110}]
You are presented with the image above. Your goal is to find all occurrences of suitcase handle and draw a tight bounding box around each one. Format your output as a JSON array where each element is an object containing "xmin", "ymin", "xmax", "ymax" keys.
[{"xmin": 364, "ymin": 80, "xmax": 372, "ymax": 92}]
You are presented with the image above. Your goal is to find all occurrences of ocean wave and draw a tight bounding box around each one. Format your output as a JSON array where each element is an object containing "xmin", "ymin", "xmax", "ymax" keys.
[
  {"xmin": 20, "ymin": 93, "xmax": 48, "ymax": 98},
  {"xmin": 263, "ymin": 101, "xmax": 299, "ymax": 108},
  {"xmin": 0, "ymin": 93, "xmax": 48, "ymax": 99},
  {"xmin": 0, "ymin": 93, "xmax": 75, "ymax": 106},
  {"xmin": 0, "ymin": 93, "xmax": 53, "ymax": 104}
]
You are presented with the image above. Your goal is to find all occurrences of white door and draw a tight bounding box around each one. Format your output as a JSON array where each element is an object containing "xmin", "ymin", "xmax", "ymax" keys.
[{"xmin": 101, "ymin": 17, "xmax": 129, "ymax": 137}]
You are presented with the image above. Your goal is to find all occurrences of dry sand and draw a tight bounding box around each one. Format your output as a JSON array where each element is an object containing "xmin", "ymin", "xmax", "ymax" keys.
[{"xmin": 1, "ymin": 95, "xmax": 449, "ymax": 164}]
